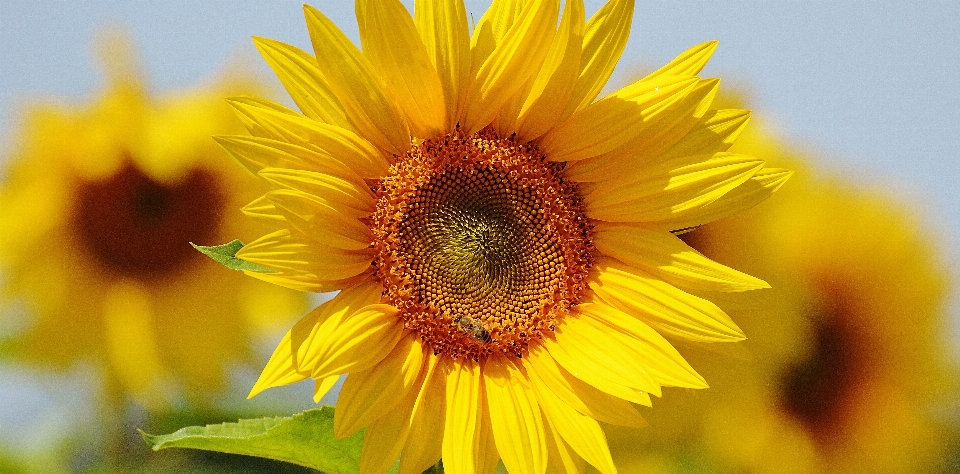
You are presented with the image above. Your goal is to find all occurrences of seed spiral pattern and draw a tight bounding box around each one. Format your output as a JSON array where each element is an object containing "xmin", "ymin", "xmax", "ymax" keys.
[{"xmin": 372, "ymin": 128, "xmax": 592, "ymax": 361}]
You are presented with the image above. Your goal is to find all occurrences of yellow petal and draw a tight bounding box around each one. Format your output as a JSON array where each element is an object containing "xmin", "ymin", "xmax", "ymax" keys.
[
  {"xmin": 541, "ymin": 333, "xmax": 652, "ymax": 406},
  {"xmin": 241, "ymin": 195, "xmax": 285, "ymax": 226},
  {"xmin": 659, "ymin": 108, "xmax": 752, "ymax": 161},
  {"xmin": 265, "ymin": 189, "xmax": 373, "ymax": 251},
  {"xmin": 484, "ymin": 356, "xmax": 547, "ymax": 474},
  {"xmin": 103, "ymin": 282, "xmax": 168, "ymax": 407},
  {"xmin": 360, "ymin": 381, "xmax": 418, "ymax": 474},
  {"xmin": 313, "ymin": 375, "xmax": 340, "ymax": 403},
  {"xmin": 589, "ymin": 258, "xmax": 745, "ymax": 342},
  {"xmin": 335, "ymin": 334, "xmax": 425, "ymax": 438},
  {"xmin": 476, "ymin": 392, "xmax": 501, "ymax": 474},
  {"xmin": 584, "ymin": 153, "xmax": 764, "ymax": 222},
  {"xmin": 525, "ymin": 345, "xmax": 646, "ymax": 427},
  {"xmin": 357, "ymin": 0, "xmax": 447, "ymax": 137},
  {"xmin": 399, "ymin": 354, "xmax": 446, "ymax": 474},
  {"xmin": 414, "ymin": 0, "xmax": 471, "ymax": 130},
  {"xmin": 243, "ymin": 269, "xmax": 369, "ymax": 294},
  {"xmin": 564, "ymin": 0, "xmax": 634, "ymax": 113},
  {"xmin": 641, "ymin": 40, "xmax": 718, "ymax": 81},
  {"xmin": 546, "ymin": 313, "xmax": 662, "ymax": 397},
  {"xmin": 224, "ymin": 97, "xmax": 389, "ymax": 179},
  {"xmin": 227, "ymin": 95, "xmax": 301, "ymax": 138},
  {"xmin": 252, "ymin": 36, "xmax": 349, "ymax": 127},
  {"xmin": 237, "ymin": 229, "xmax": 373, "ymax": 288},
  {"xmin": 654, "ymin": 167, "xmax": 794, "ymax": 231},
  {"xmin": 514, "ymin": 0, "xmax": 586, "ymax": 141},
  {"xmin": 534, "ymin": 378, "xmax": 616, "ymax": 474},
  {"xmin": 563, "ymin": 78, "xmax": 719, "ymax": 183},
  {"xmin": 259, "ymin": 167, "xmax": 374, "ymax": 213},
  {"xmin": 442, "ymin": 358, "xmax": 485, "ymax": 474},
  {"xmin": 464, "ymin": 0, "xmax": 561, "ymax": 133},
  {"xmin": 248, "ymin": 309, "xmax": 317, "ymax": 398},
  {"xmin": 576, "ymin": 302, "xmax": 708, "ymax": 389},
  {"xmin": 470, "ymin": 0, "xmax": 525, "ymax": 66},
  {"xmin": 541, "ymin": 75, "xmax": 699, "ymax": 162},
  {"xmin": 260, "ymin": 167, "xmax": 373, "ymax": 212},
  {"xmin": 593, "ymin": 221, "xmax": 769, "ymax": 292},
  {"xmin": 306, "ymin": 304, "xmax": 405, "ymax": 380},
  {"xmin": 248, "ymin": 277, "xmax": 382, "ymax": 398},
  {"xmin": 214, "ymin": 134, "xmax": 374, "ymax": 181},
  {"xmin": 303, "ymin": 5, "xmax": 411, "ymax": 154},
  {"xmin": 544, "ymin": 419, "xmax": 586, "ymax": 474}
]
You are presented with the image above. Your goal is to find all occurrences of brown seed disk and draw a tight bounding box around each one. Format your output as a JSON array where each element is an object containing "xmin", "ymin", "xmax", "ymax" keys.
[
  {"xmin": 371, "ymin": 128, "xmax": 592, "ymax": 361},
  {"xmin": 73, "ymin": 159, "xmax": 225, "ymax": 280}
]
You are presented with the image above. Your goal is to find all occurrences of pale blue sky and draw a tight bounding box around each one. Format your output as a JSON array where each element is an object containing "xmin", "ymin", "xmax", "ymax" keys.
[{"xmin": 1, "ymin": 0, "xmax": 959, "ymax": 450}]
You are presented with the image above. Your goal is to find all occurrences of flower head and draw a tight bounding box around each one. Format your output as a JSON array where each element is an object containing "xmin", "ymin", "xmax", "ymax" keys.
[
  {"xmin": 0, "ymin": 36, "xmax": 305, "ymax": 407},
  {"xmin": 232, "ymin": 1, "xmax": 789, "ymax": 472},
  {"xmin": 604, "ymin": 95, "xmax": 957, "ymax": 474}
]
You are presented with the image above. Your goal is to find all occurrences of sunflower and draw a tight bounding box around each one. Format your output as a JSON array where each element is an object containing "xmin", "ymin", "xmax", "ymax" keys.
[
  {"xmin": 605, "ymin": 97, "xmax": 957, "ymax": 474},
  {"xmin": 231, "ymin": 1, "xmax": 790, "ymax": 473},
  {"xmin": 0, "ymin": 37, "xmax": 305, "ymax": 408}
]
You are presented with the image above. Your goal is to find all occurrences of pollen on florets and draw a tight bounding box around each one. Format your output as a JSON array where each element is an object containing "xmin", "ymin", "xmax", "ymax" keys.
[{"xmin": 371, "ymin": 127, "xmax": 593, "ymax": 362}]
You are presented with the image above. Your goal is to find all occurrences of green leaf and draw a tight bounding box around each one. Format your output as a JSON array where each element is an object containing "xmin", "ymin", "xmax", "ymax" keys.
[
  {"xmin": 141, "ymin": 407, "xmax": 364, "ymax": 474},
  {"xmin": 191, "ymin": 239, "xmax": 274, "ymax": 273}
]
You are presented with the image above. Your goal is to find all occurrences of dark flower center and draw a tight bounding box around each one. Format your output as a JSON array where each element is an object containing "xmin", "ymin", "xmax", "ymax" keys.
[
  {"xmin": 372, "ymin": 129, "xmax": 593, "ymax": 361},
  {"xmin": 779, "ymin": 283, "xmax": 867, "ymax": 444},
  {"xmin": 73, "ymin": 160, "xmax": 225, "ymax": 280}
]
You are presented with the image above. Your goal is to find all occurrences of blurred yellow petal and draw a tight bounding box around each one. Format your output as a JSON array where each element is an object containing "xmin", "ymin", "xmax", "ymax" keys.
[{"xmin": 103, "ymin": 281, "xmax": 168, "ymax": 407}]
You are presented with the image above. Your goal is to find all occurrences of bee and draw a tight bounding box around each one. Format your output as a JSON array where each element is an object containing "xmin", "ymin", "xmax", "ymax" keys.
[{"xmin": 453, "ymin": 315, "xmax": 492, "ymax": 344}]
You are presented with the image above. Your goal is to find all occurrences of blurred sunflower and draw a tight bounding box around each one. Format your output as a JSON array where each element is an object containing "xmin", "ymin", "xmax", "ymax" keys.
[
  {"xmin": 605, "ymin": 95, "xmax": 957, "ymax": 473},
  {"xmin": 228, "ymin": 1, "xmax": 790, "ymax": 472},
  {"xmin": 0, "ymin": 37, "xmax": 305, "ymax": 408}
]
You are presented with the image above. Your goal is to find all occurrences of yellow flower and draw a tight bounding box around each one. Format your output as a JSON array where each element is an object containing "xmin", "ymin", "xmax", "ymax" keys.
[
  {"xmin": 605, "ymin": 97, "xmax": 957, "ymax": 473},
  {"xmin": 0, "ymin": 37, "xmax": 305, "ymax": 408},
  {"xmin": 234, "ymin": 2, "xmax": 790, "ymax": 473}
]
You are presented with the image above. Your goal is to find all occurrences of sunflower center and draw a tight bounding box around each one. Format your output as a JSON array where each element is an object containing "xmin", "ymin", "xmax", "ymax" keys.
[
  {"xmin": 372, "ymin": 128, "xmax": 592, "ymax": 361},
  {"xmin": 73, "ymin": 160, "xmax": 225, "ymax": 280},
  {"xmin": 779, "ymin": 282, "xmax": 867, "ymax": 445}
]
